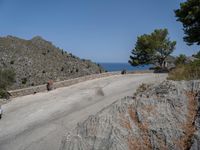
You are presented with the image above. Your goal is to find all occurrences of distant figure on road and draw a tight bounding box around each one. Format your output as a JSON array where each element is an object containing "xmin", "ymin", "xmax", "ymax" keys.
[
  {"xmin": 121, "ymin": 69, "xmax": 126, "ymax": 75},
  {"xmin": 0, "ymin": 105, "xmax": 3, "ymax": 119}
]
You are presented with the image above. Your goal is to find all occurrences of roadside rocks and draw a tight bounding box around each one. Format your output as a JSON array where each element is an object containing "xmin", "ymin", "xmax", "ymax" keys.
[
  {"xmin": 47, "ymin": 80, "xmax": 54, "ymax": 91},
  {"xmin": 60, "ymin": 80, "xmax": 200, "ymax": 150}
]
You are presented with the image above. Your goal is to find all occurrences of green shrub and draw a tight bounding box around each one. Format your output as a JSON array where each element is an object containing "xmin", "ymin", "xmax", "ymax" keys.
[
  {"xmin": 175, "ymin": 54, "xmax": 186, "ymax": 65},
  {"xmin": 0, "ymin": 69, "xmax": 15, "ymax": 98},
  {"xmin": 0, "ymin": 89, "xmax": 10, "ymax": 99},
  {"xmin": 21, "ymin": 78, "xmax": 27, "ymax": 84},
  {"xmin": 10, "ymin": 60, "xmax": 14, "ymax": 64},
  {"xmin": 192, "ymin": 51, "xmax": 200, "ymax": 59},
  {"xmin": 0, "ymin": 69, "xmax": 15, "ymax": 89},
  {"xmin": 168, "ymin": 59, "xmax": 200, "ymax": 80}
]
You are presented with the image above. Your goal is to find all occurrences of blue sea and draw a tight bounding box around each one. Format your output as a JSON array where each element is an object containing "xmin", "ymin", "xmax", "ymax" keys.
[{"xmin": 99, "ymin": 63, "xmax": 151, "ymax": 72}]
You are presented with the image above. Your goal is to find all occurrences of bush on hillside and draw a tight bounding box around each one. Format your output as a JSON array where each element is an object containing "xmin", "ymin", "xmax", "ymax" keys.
[
  {"xmin": 175, "ymin": 54, "xmax": 187, "ymax": 65},
  {"xmin": 0, "ymin": 69, "xmax": 15, "ymax": 99},
  {"xmin": 168, "ymin": 59, "xmax": 200, "ymax": 80},
  {"xmin": 192, "ymin": 51, "xmax": 200, "ymax": 59},
  {"xmin": 0, "ymin": 89, "xmax": 11, "ymax": 99}
]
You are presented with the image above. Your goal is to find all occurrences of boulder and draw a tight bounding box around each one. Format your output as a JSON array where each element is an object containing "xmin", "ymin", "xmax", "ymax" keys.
[{"xmin": 60, "ymin": 80, "xmax": 200, "ymax": 150}]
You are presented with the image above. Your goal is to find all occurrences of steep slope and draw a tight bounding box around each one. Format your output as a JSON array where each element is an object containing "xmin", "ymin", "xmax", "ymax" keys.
[
  {"xmin": 0, "ymin": 36, "xmax": 104, "ymax": 89},
  {"xmin": 60, "ymin": 80, "xmax": 200, "ymax": 150}
]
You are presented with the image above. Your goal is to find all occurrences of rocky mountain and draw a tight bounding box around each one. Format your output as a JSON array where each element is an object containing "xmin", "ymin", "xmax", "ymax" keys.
[
  {"xmin": 0, "ymin": 36, "xmax": 104, "ymax": 90},
  {"xmin": 60, "ymin": 80, "xmax": 200, "ymax": 150}
]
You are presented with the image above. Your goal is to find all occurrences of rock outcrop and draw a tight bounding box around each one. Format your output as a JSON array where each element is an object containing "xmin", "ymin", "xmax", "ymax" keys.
[
  {"xmin": 0, "ymin": 36, "xmax": 104, "ymax": 89},
  {"xmin": 60, "ymin": 80, "xmax": 200, "ymax": 150}
]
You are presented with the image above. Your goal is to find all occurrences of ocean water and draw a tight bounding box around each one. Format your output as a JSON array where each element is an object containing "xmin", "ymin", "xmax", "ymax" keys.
[{"xmin": 99, "ymin": 63, "xmax": 151, "ymax": 72}]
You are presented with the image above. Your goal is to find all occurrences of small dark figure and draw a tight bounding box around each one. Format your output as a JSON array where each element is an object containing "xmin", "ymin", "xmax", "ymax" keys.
[
  {"xmin": 47, "ymin": 80, "xmax": 53, "ymax": 91},
  {"xmin": 121, "ymin": 69, "xmax": 126, "ymax": 75}
]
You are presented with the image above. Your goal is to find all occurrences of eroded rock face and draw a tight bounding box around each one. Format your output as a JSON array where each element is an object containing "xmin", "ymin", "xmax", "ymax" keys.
[{"xmin": 60, "ymin": 80, "xmax": 200, "ymax": 150}]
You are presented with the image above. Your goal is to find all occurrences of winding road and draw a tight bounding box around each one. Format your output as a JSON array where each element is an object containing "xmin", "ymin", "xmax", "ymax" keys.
[{"xmin": 0, "ymin": 73, "xmax": 167, "ymax": 150}]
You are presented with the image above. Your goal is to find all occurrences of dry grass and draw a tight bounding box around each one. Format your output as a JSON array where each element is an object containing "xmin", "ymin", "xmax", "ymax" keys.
[
  {"xmin": 119, "ymin": 114, "xmax": 132, "ymax": 130},
  {"xmin": 119, "ymin": 106, "xmax": 152, "ymax": 150},
  {"xmin": 128, "ymin": 136, "xmax": 146, "ymax": 150},
  {"xmin": 119, "ymin": 104, "xmax": 158, "ymax": 150},
  {"xmin": 121, "ymin": 103, "xmax": 185, "ymax": 150},
  {"xmin": 142, "ymin": 105, "xmax": 155, "ymax": 113},
  {"xmin": 168, "ymin": 60, "xmax": 200, "ymax": 81},
  {"xmin": 175, "ymin": 91, "xmax": 198, "ymax": 149}
]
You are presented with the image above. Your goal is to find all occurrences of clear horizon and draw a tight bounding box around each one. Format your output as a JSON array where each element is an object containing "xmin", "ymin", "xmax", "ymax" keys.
[{"xmin": 0, "ymin": 0, "xmax": 199, "ymax": 63}]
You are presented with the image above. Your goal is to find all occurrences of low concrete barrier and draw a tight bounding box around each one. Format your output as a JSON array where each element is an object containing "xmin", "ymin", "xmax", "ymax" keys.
[
  {"xmin": 9, "ymin": 72, "xmax": 120, "ymax": 98},
  {"xmin": 8, "ymin": 70, "xmax": 154, "ymax": 98}
]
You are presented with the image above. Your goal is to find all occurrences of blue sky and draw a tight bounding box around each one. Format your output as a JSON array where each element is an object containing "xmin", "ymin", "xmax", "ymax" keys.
[{"xmin": 0, "ymin": 0, "xmax": 199, "ymax": 62}]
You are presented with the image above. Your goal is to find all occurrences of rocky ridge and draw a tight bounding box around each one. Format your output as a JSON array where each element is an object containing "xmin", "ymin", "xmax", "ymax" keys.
[
  {"xmin": 0, "ymin": 36, "xmax": 104, "ymax": 89},
  {"xmin": 60, "ymin": 80, "xmax": 200, "ymax": 150}
]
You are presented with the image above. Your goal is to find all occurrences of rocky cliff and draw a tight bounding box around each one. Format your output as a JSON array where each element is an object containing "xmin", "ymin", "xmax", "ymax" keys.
[
  {"xmin": 0, "ymin": 36, "xmax": 104, "ymax": 89},
  {"xmin": 60, "ymin": 80, "xmax": 200, "ymax": 150}
]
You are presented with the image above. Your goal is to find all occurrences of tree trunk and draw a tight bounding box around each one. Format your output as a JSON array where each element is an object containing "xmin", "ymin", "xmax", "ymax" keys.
[{"xmin": 158, "ymin": 58, "xmax": 165, "ymax": 69}]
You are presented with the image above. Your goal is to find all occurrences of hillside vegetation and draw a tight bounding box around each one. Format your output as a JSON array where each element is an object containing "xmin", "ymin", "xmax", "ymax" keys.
[
  {"xmin": 0, "ymin": 69, "xmax": 15, "ymax": 98},
  {"xmin": 0, "ymin": 36, "xmax": 104, "ymax": 90},
  {"xmin": 168, "ymin": 59, "xmax": 200, "ymax": 80}
]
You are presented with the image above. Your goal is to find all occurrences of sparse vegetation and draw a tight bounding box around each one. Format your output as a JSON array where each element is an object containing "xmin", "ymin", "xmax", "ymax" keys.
[
  {"xmin": 86, "ymin": 64, "xmax": 90, "ymax": 68},
  {"xmin": 69, "ymin": 53, "xmax": 76, "ymax": 58},
  {"xmin": 0, "ymin": 36, "xmax": 104, "ymax": 89},
  {"xmin": 21, "ymin": 78, "xmax": 27, "ymax": 84},
  {"xmin": 10, "ymin": 60, "xmax": 14, "ymax": 64},
  {"xmin": 0, "ymin": 69, "xmax": 15, "ymax": 99},
  {"xmin": 193, "ymin": 51, "xmax": 200, "ymax": 59},
  {"xmin": 175, "ymin": 54, "xmax": 187, "ymax": 65},
  {"xmin": 168, "ymin": 59, "xmax": 200, "ymax": 80},
  {"xmin": 170, "ymin": 0, "xmax": 200, "ymax": 81},
  {"xmin": 136, "ymin": 83, "xmax": 151, "ymax": 93}
]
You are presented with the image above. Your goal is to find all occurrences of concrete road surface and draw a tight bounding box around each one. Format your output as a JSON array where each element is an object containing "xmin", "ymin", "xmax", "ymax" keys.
[{"xmin": 0, "ymin": 73, "xmax": 167, "ymax": 150}]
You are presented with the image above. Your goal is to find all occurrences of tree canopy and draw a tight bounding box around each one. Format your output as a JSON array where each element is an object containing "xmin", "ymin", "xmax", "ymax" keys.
[
  {"xmin": 175, "ymin": 0, "xmax": 200, "ymax": 45},
  {"xmin": 129, "ymin": 29, "xmax": 176, "ymax": 68}
]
